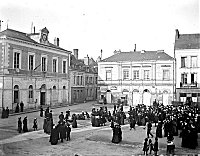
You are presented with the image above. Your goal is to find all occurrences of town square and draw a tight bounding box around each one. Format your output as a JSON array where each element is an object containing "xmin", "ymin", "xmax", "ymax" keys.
[{"xmin": 0, "ymin": 0, "xmax": 200, "ymax": 155}]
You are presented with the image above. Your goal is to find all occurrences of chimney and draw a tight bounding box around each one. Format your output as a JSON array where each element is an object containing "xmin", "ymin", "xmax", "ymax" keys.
[
  {"xmin": 175, "ymin": 29, "xmax": 179, "ymax": 39},
  {"xmin": 134, "ymin": 44, "xmax": 136, "ymax": 52},
  {"xmin": 73, "ymin": 49, "xmax": 78, "ymax": 59},
  {"xmin": 84, "ymin": 54, "xmax": 89, "ymax": 65},
  {"xmin": 100, "ymin": 49, "xmax": 103, "ymax": 60},
  {"xmin": 34, "ymin": 26, "xmax": 35, "ymax": 34},
  {"xmin": 54, "ymin": 37, "xmax": 59, "ymax": 46}
]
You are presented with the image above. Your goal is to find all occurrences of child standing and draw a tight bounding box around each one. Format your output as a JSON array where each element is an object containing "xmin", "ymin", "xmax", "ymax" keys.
[
  {"xmin": 154, "ymin": 137, "xmax": 159, "ymax": 156},
  {"xmin": 143, "ymin": 138, "xmax": 149, "ymax": 156},
  {"xmin": 33, "ymin": 118, "xmax": 38, "ymax": 131},
  {"xmin": 148, "ymin": 139, "xmax": 154, "ymax": 155}
]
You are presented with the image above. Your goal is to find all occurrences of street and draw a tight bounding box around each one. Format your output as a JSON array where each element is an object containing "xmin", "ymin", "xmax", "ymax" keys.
[{"xmin": 0, "ymin": 101, "xmax": 200, "ymax": 156}]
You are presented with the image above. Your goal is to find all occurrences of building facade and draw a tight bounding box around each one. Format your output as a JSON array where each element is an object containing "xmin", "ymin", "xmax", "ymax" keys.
[
  {"xmin": 69, "ymin": 49, "xmax": 98, "ymax": 104},
  {"xmin": 98, "ymin": 50, "xmax": 174, "ymax": 106},
  {"xmin": 0, "ymin": 27, "xmax": 70, "ymax": 111},
  {"xmin": 175, "ymin": 29, "xmax": 200, "ymax": 105}
]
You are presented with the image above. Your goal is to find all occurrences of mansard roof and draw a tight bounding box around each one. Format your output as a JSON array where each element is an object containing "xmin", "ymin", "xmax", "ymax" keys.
[{"xmin": 101, "ymin": 51, "xmax": 174, "ymax": 62}]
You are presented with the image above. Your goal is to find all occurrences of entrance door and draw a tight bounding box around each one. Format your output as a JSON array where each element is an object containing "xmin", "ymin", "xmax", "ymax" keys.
[{"xmin": 40, "ymin": 92, "xmax": 46, "ymax": 105}]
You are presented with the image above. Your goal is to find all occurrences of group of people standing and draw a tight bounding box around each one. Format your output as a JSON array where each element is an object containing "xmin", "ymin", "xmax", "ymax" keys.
[
  {"xmin": 17, "ymin": 116, "xmax": 37, "ymax": 133},
  {"xmin": 1, "ymin": 107, "xmax": 9, "ymax": 118}
]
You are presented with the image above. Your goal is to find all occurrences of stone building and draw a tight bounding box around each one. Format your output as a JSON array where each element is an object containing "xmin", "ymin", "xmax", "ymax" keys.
[
  {"xmin": 69, "ymin": 49, "xmax": 98, "ymax": 104},
  {"xmin": 175, "ymin": 29, "xmax": 200, "ymax": 105},
  {"xmin": 98, "ymin": 50, "xmax": 174, "ymax": 106},
  {"xmin": 0, "ymin": 27, "xmax": 70, "ymax": 111}
]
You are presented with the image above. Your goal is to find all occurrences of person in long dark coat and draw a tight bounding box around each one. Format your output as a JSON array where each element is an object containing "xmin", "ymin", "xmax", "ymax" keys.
[
  {"xmin": 49, "ymin": 125, "xmax": 59, "ymax": 145},
  {"xmin": 147, "ymin": 121, "xmax": 153, "ymax": 138},
  {"xmin": 23, "ymin": 116, "xmax": 28, "ymax": 132},
  {"xmin": 5, "ymin": 107, "xmax": 9, "ymax": 118},
  {"xmin": 43, "ymin": 117, "xmax": 47, "ymax": 133},
  {"xmin": 156, "ymin": 121, "xmax": 162, "ymax": 138},
  {"xmin": 20, "ymin": 101, "xmax": 24, "ymax": 112},
  {"xmin": 15, "ymin": 103, "xmax": 19, "ymax": 113},
  {"xmin": 45, "ymin": 107, "xmax": 50, "ymax": 118},
  {"xmin": 72, "ymin": 117, "xmax": 77, "ymax": 128},
  {"xmin": 66, "ymin": 124, "xmax": 71, "ymax": 141},
  {"xmin": 40, "ymin": 106, "xmax": 44, "ymax": 117},
  {"xmin": 129, "ymin": 116, "xmax": 136, "ymax": 130},
  {"xmin": 1, "ymin": 107, "xmax": 6, "ymax": 119},
  {"xmin": 58, "ymin": 121, "xmax": 65, "ymax": 143},
  {"xmin": 18, "ymin": 117, "xmax": 22, "ymax": 133}
]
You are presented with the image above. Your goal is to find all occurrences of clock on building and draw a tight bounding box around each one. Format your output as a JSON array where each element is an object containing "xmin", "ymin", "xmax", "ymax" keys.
[{"xmin": 42, "ymin": 34, "xmax": 47, "ymax": 41}]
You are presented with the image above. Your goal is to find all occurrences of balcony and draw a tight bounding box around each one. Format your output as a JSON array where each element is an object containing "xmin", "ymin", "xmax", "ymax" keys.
[{"xmin": 180, "ymin": 82, "xmax": 197, "ymax": 88}]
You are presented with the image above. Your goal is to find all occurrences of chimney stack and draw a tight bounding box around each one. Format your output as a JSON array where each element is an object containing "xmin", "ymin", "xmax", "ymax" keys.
[
  {"xmin": 73, "ymin": 49, "xmax": 78, "ymax": 59},
  {"xmin": 54, "ymin": 37, "xmax": 59, "ymax": 46},
  {"xmin": 134, "ymin": 44, "xmax": 136, "ymax": 52},
  {"xmin": 84, "ymin": 54, "xmax": 89, "ymax": 65},
  {"xmin": 175, "ymin": 29, "xmax": 179, "ymax": 39}
]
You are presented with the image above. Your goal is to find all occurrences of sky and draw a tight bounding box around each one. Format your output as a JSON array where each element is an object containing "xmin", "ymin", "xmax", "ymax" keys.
[{"xmin": 0, "ymin": 0, "xmax": 199, "ymax": 60}]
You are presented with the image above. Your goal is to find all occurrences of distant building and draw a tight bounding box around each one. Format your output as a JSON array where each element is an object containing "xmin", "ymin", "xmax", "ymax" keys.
[
  {"xmin": 175, "ymin": 29, "xmax": 200, "ymax": 105},
  {"xmin": 98, "ymin": 50, "xmax": 174, "ymax": 106},
  {"xmin": 69, "ymin": 49, "xmax": 98, "ymax": 104},
  {"xmin": 0, "ymin": 27, "xmax": 70, "ymax": 110}
]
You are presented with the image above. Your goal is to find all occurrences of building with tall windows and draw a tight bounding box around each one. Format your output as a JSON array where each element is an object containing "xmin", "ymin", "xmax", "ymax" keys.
[
  {"xmin": 69, "ymin": 49, "xmax": 98, "ymax": 104},
  {"xmin": 175, "ymin": 29, "xmax": 200, "ymax": 105},
  {"xmin": 0, "ymin": 27, "xmax": 71, "ymax": 111},
  {"xmin": 98, "ymin": 50, "xmax": 174, "ymax": 106}
]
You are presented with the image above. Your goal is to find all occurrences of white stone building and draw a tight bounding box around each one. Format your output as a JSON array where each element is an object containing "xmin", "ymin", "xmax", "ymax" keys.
[
  {"xmin": 175, "ymin": 29, "xmax": 200, "ymax": 105},
  {"xmin": 98, "ymin": 50, "xmax": 174, "ymax": 106}
]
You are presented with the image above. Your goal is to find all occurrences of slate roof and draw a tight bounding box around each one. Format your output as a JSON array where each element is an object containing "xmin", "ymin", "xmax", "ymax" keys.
[
  {"xmin": 101, "ymin": 51, "xmax": 174, "ymax": 62},
  {"xmin": 175, "ymin": 33, "xmax": 200, "ymax": 50},
  {"xmin": 0, "ymin": 28, "xmax": 69, "ymax": 52}
]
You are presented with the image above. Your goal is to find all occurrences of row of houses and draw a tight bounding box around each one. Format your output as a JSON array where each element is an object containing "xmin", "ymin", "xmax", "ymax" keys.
[
  {"xmin": 97, "ymin": 29, "xmax": 200, "ymax": 106},
  {"xmin": 0, "ymin": 27, "xmax": 98, "ymax": 110},
  {"xmin": 0, "ymin": 27, "xmax": 199, "ymax": 110}
]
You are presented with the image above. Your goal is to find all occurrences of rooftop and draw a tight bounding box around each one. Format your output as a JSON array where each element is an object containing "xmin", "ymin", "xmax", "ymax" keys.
[
  {"xmin": 101, "ymin": 51, "xmax": 174, "ymax": 62},
  {"xmin": 0, "ymin": 28, "xmax": 69, "ymax": 52},
  {"xmin": 175, "ymin": 33, "xmax": 200, "ymax": 50}
]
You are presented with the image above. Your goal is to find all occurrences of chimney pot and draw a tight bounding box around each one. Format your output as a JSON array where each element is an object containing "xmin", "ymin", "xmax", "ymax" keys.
[{"xmin": 73, "ymin": 49, "xmax": 78, "ymax": 59}]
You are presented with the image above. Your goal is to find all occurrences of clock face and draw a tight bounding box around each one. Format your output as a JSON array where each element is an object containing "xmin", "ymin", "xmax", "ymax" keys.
[{"xmin": 42, "ymin": 34, "xmax": 47, "ymax": 41}]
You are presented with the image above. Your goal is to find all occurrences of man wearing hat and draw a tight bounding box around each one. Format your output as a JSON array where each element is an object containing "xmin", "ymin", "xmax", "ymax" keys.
[{"xmin": 18, "ymin": 117, "xmax": 22, "ymax": 133}]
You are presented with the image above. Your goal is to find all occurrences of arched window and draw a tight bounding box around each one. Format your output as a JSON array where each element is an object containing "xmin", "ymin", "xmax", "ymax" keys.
[
  {"xmin": 28, "ymin": 85, "xmax": 34, "ymax": 103},
  {"xmin": 14, "ymin": 85, "xmax": 19, "ymax": 103}
]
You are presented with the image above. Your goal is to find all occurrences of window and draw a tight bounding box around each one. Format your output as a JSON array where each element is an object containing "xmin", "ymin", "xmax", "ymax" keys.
[
  {"xmin": 181, "ymin": 57, "xmax": 186, "ymax": 68},
  {"xmin": 106, "ymin": 70, "xmax": 112, "ymax": 80},
  {"xmin": 123, "ymin": 70, "xmax": 129, "ymax": 80},
  {"xmin": 85, "ymin": 76, "xmax": 88, "ymax": 84},
  {"xmin": 181, "ymin": 73, "xmax": 187, "ymax": 84},
  {"xmin": 191, "ymin": 56, "xmax": 197, "ymax": 68},
  {"xmin": 53, "ymin": 58, "xmax": 57, "ymax": 72},
  {"xmin": 191, "ymin": 73, "xmax": 197, "ymax": 84},
  {"xmin": 28, "ymin": 85, "xmax": 34, "ymax": 103},
  {"xmin": 80, "ymin": 76, "xmax": 83, "ymax": 85},
  {"xmin": 14, "ymin": 52, "xmax": 20, "ymax": 69},
  {"xmin": 77, "ymin": 76, "xmax": 80, "ymax": 85},
  {"xmin": 14, "ymin": 85, "xmax": 19, "ymax": 103},
  {"xmin": 41, "ymin": 57, "xmax": 47, "ymax": 72},
  {"xmin": 163, "ymin": 70, "xmax": 170, "ymax": 80},
  {"xmin": 62, "ymin": 60, "xmax": 66, "ymax": 73},
  {"xmin": 28, "ymin": 55, "xmax": 34, "ymax": 70},
  {"xmin": 144, "ymin": 70, "xmax": 150, "ymax": 80},
  {"xmin": 74, "ymin": 75, "xmax": 76, "ymax": 85},
  {"xmin": 133, "ymin": 70, "xmax": 139, "ymax": 80}
]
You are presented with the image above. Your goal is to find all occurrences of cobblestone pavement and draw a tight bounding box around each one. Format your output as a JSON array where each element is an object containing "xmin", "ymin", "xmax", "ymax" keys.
[{"xmin": 0, "ymin": 102, "xmax": 200, "ymax": 155}]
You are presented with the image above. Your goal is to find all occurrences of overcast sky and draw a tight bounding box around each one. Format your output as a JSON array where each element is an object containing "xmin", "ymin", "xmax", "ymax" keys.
[{"xmin": 0, "ymin": 0, "xmax": 199, "ymax": 60}]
